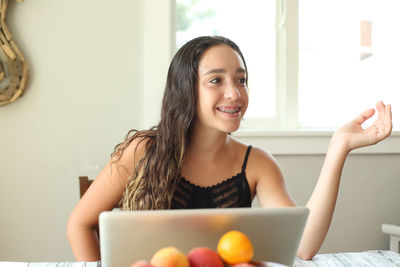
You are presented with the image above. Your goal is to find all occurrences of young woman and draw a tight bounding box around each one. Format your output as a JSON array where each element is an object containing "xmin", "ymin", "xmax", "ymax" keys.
[{"xmin": 67, "ymin": 36, "xmax": 393, "ymax": 261}]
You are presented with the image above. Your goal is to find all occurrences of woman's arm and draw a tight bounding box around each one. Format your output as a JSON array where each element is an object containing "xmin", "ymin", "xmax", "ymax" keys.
[
  {"xmin": 295, "ymin": 137, "xmax": 348, "ymax": 259},
  {"xmin": 67, "ymin": 139, "xmax": 143, "ymax": 261},
  {"xmin": 255, "ymin": 101, "xmax": 392, "ymax": 260},
  {"xmin": 297, "ymin": 101, "xmax": 392, "ymax": 259},
  {"xmin": 66, "ymin": 161, "xmax": 125, "ymax": 261}
]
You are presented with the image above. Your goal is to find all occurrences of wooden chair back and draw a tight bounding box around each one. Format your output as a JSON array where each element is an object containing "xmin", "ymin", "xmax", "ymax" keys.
[
  {"xmin": 78, "ymin": 176, "xmax": 99, "ymax": 236},
  {"xmin": 79, "ymin": 176, "xmax": 93, "ymax": 198}
]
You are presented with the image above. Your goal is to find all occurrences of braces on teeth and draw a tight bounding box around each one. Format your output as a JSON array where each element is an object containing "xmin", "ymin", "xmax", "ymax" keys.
[{"xmin": 219, "ymin": 108, "xmax": 240, "ymax": 114}]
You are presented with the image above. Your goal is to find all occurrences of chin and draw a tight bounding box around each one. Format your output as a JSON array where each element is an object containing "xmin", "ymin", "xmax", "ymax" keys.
[{"xmin": 222, "ymin": 124, "xmax": 241, "ymax": 133}]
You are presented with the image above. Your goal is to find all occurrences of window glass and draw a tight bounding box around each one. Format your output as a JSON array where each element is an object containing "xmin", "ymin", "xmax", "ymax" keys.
[
  {"xmin": 176, "ymin": 0, "xmax": 276, "ymax": 119},
  {"xmin": 299, "ymin": 0, "xmax": 399, "ymax": 130}
]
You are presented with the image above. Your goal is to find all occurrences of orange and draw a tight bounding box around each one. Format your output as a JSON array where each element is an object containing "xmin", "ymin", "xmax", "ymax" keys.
[
  {"xmin": 217, "ymin": 230, "xmax": 254, "ymax": 265},
  {"xmin": 150, "ymin": 246, "xmax": 190, "ymax": 267}
]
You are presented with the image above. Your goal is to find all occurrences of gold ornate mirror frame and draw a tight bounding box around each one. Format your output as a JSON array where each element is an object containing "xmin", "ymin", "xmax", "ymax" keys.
[{"xmin": 0, "ymin": 0, "xmax": 28, "ymax": 106}]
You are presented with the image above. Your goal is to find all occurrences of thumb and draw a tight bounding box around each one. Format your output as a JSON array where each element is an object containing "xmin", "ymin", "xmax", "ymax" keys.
[{"xmin": 353, "ymin": 108, "xmax": 375, "ymax": 125}]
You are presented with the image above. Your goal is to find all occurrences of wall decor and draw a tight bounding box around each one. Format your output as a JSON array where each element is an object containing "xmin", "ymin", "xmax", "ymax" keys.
[{"xmin": 0, "ymin": 0, "xmax": 28, "ymax": 106}]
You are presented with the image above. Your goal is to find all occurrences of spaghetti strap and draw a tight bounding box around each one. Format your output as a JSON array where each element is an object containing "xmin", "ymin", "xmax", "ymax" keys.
[{"xmin": 241, "ymin": 145, "xmax": 252, "ymax": 171}]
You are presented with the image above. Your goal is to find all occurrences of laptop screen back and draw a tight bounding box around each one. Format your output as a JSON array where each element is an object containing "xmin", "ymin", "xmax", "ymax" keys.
[{"xmin": 99, "ymin": 207, "xmax": 309, "ymax": 267}]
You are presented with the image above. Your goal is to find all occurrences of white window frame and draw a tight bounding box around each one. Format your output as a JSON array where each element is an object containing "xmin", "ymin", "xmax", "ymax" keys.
[
  {"xmin": 236, "ymin": 0, "xmax": 399, "ymax": 155},
  {"xmin": 170, "ymin": 0, "xmax": 399, "ymax": 155},
  {"xmin": 276, "ymin": 0, "xmax": 299, "ymax": 131}
]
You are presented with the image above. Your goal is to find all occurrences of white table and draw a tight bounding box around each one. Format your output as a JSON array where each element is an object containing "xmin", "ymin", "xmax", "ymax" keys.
[
  {"xmin": 2, "ymin": 250, "xmax": 400, "ymax": 267},
  {"xmin": 0, "ymin": 263, "xmax": 99, "ymax": 267},
  {"xmin": 294, "ymin": 250, "xmax": 400, "ymax": 267},
  {"xmin": 0, "ymin": 261, "xmax": 285, "ymax": 267}
]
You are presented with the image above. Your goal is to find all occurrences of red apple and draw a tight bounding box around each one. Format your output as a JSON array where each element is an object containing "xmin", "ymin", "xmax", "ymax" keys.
[{"xmin": 187, "ymin": 247, "xmax": 224, "ymax": 267}]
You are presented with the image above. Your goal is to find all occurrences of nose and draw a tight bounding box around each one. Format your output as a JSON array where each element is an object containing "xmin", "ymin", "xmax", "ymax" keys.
[{"xmin": 224, "ymin": 81, "xmax": 241, "ymax": 99}]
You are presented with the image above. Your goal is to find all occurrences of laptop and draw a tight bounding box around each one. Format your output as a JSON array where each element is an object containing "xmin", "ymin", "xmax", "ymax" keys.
[{"xmin": 99, "ymin": 207, "xmax": 309, "ymax": 267}]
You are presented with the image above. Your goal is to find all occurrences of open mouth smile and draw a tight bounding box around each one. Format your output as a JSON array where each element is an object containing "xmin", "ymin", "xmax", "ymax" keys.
[{"xmin": 216, "ymin": 106, "xmax": 241, "ymax": 116}]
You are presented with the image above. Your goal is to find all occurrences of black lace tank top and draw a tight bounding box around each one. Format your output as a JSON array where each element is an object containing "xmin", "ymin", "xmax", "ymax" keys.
[{"xmin": 171, "ymin": 146, "xmax": 252, "ymax": 209}]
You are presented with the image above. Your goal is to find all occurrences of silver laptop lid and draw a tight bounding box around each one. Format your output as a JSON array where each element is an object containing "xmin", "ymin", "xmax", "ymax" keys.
[{"xmin": 99, "ymin": 207, "xmax": 309, "ymax": 267}]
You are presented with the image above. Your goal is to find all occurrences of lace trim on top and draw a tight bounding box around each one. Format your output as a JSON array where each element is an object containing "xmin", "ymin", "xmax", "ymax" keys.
[{"xmin": 171, "ymin": 146, "xmax": 253, "ymax": 209}]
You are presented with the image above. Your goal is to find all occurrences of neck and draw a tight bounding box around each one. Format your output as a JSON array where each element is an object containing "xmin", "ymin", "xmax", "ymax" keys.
[{"xmin": 186, "ymin": 125, "xmax": 232, "ymax": 160}]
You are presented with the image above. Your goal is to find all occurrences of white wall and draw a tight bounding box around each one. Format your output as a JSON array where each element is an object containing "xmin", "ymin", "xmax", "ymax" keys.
[
  {"xmin": 0, "ymin": 0, "xmax": 147, "ymax": 261},
  {"xmin": 274, "ymin": 154, "xmax": 400, "ymax": 253},
  {"xmin": 0, "ymin": 0, "xmax": 399, "ymax": 262}
]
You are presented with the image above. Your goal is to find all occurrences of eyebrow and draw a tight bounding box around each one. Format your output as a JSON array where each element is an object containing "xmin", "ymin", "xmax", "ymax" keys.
[{"xmin": 202, "ymin": 68, "xmax": 246, "ymax": 76}]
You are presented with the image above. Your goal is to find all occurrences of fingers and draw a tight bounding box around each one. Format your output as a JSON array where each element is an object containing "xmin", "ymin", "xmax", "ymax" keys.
[
  {"xmin": 385, "ymin": 103, "xmax": 392, "ymax": 123},
  {"xmin": 373, "ymin": 101, "xmax": 393, "ymax": 139},
  {"xmin": 376, "ymin": 101, "xmax": 385, "ymax": 121},
  {"xmin": 353, "ymin": 108, "xmax": 375, "ymax": 125},
  {"xmin": 376, "ymin": 100, "xmax": 392, "ymax": 119},
  {"xmin": 384, "ymin": 103, "xmax": 393, "ymax": 136},
  {"xmin": 377, "ymin": 101, "xmax": 393, "ymax": 132},
  {"xmin": 386, "ymin": 104, "xmax": 392, "ymax": 116}
]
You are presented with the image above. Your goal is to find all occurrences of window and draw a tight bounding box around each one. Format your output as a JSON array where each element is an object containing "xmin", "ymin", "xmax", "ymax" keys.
[
  {"xmin": 176, "ymin": 0, "xmax": 276, "ymax": 129},
  {"xmin": 299, "ymin": 0, "xmax": 399, "ymax": 130},
  {"xmin": 176, "ymin": 0, "xmax": 399, "ymax": 131}
]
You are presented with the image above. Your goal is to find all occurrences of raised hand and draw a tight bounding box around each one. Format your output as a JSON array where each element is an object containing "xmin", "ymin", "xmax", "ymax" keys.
[{"xmin": 333, "ymin": 101, "xmax": 392, "ymax": 152}]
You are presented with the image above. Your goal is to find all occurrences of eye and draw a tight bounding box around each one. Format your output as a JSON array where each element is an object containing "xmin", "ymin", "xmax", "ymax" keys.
[
  {"xmin": 209, "ymin": 77, "xmax": 221, "ymax": 84},
  {"xmin": 238, "ymin": 77, "xmax": 247, "ymax": 84}
]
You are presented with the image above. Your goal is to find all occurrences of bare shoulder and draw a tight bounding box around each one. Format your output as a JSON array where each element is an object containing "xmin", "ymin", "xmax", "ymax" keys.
[
  {"xmin": 248, "ymin": 146, "xmax": 279, "ymax": 166},
  {"xmin": 245, "ymin": 145, "xmax": 295, "ymax": 207},
  {"xmin": 229, "ymin": 138, "xmax": 279, "ymax": 169},
  {"xmin": 112, "ymin": 133, "xmax": 152, "ymax": 175},
  {"xmin": 68, "ymin": 133, "xmax": 153, "ymax": 223},
  {"xmin": 245, "ymin": 145, "xmax": 283, "ymax": 182}
]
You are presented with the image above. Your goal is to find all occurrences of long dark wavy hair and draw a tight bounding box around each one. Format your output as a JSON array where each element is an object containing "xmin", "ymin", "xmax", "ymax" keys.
[{"xmin": 112, "ymin": 36, "xmax": 248, "ymax": 210}]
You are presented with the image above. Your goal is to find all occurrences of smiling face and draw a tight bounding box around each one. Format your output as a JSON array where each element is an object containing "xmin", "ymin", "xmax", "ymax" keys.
[{"xmin": 195, "ymin": 44, "xmax": 249, "ymax": 134}]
